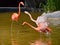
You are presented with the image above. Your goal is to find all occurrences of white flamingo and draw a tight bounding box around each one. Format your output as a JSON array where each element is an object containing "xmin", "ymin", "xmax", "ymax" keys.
[
  {"xmin": 11, "ymin": 2, "xmax": 24, "ymax": 21},
  {"xmin": 22, "ymin": 11, "xmax": 51, "ymax": 33}
]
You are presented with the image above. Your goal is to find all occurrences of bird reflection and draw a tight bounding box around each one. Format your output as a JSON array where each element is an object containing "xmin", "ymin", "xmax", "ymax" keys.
[{"xmin": 30, "ymin": 37, "xmax": 52, "ymax": 45}]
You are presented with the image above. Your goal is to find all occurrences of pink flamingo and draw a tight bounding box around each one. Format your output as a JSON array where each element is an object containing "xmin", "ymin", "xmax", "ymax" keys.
[
  {"xmin": 22, "ymin": 11, "xmax": 51, "ymax": 34},
  {"xmin": 11, "ymin": 2, "xmax": 24, "ymax": 21}
]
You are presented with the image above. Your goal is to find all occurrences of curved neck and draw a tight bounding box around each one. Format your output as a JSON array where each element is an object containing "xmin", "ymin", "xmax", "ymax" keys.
[{"xmin": 28, "ymin": 13, "xmax": 36, "ymax": 23}]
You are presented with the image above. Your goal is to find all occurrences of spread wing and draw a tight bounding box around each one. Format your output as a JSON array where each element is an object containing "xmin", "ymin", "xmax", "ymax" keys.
[{"xmin": 41, "ymin": 11, "xmax": 60, "ymax": 26}]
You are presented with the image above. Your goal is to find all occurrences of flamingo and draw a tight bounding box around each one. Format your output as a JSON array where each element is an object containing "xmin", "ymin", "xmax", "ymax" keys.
[
  {"xmin": 11, "ymin": 2, "xmax": 24, "ymax": 21},
  {"xmin": 22, "ymin": 11, "xmax": 51, "ymax": 34}
]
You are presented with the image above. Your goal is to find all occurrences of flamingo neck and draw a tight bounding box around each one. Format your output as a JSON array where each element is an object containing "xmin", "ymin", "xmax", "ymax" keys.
[
  {"xmin": 18, "ymin": 3, "xmax": 20, "ymax": 16},
  {"xmin": 28, "ymin": 14, "xmax": 36, "ymax": 23}
]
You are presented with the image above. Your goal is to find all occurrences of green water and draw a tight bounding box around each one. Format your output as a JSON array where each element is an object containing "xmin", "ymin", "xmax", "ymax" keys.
[{"xmin": 0, "ymin": 12, "xmax": 60, "ymax": 45}]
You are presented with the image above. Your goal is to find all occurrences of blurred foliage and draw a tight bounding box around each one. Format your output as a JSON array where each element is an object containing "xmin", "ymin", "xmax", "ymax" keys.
[
  {"xmin": 25, "ymin": 0, "xmax": 60, "ymax": 12},
  {"xmin": 39, "ymin": 0, "xmax": 60, "ymax": 12},
  {"xmin": 53, "ymin": 0, "xmax": 60, "ymax": 10},
  {"xmin": 43, "ymin": 0, "xmax": 56, "ymax": 12}
]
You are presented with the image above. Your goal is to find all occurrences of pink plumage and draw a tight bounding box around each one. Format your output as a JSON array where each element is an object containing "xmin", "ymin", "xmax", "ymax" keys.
[{"xmin": 11, "ymin": 13, "xmax": 18, "ymax": 21}]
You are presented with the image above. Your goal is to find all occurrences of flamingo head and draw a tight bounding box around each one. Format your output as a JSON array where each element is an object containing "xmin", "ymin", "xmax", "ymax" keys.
[
  {"xmin": 24, "ymin": 11, "xmax": 30, "ymax": 15},
  {"xmin": 20, "ymin": 2, "xmax": 24, "ymax": 6}
]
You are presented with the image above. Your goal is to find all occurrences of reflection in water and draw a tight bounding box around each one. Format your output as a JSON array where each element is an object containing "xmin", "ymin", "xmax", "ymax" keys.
[{"xmin": 30, "ymin": 37, "xmax": 52, "ymax": 45}]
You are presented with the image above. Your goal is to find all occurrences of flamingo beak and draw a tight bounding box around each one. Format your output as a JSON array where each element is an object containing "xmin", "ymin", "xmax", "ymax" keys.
[{"xmin": 20, "ymin": 2, "xmax": 24, "ymax": 6}]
